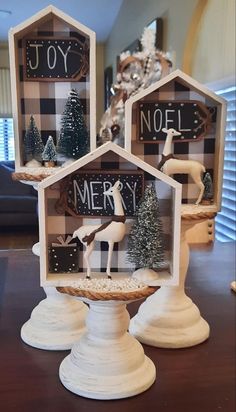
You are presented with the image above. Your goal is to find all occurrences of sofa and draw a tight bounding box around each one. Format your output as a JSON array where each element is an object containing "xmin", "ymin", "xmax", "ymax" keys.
[{"xmin": 0, "ymin": 161, "xmax": 38, "ymax": 227}]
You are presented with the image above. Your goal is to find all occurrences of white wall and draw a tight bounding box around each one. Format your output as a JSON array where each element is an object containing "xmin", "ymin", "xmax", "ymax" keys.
[
  {"xmin": 0, "ymin": 43, "xmax": 10, "ymax": 67},
  {"xmin": 192, "ymin": 0, "xmax": 235, "ymax": 84},
  {"xmin": 105, "ymin": 0, "xmax": 198, "ymax": 75},
  {"xmin": 96, "ymin": 43, "xmax": 105, "ymax": 132},
  {"xmin": 105, "ymin": 0, "xmax": 235, "ymax": 85}
]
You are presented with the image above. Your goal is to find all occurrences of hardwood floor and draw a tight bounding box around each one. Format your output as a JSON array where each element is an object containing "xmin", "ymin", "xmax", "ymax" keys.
[{"xmin": 0, "ymin": 226, "xmax": 39, "ymax": 249}]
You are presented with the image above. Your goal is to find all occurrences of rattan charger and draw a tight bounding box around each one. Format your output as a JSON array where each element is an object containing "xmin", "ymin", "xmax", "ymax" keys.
[
  {"xmin": 57, "ymin": 284, "xmax": 158, "ymax": 301},
  {"xmin": 12, "ymin": 171, "xmax": 51, "ymax": 182}
]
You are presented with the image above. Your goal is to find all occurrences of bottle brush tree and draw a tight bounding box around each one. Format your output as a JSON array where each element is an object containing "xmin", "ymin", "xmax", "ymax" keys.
[
  {"xmin": 57, "ymin": 89, "xmax": 89, "ymax": 160},
  {"xmin": 202, "ymin": 172, "xmax": 214, "ymax": 203},
  {"xmin": 127, "ymin": 184, "xmax": 165, "ymax": 269},
  {"xmin": 24, "ymin": 115, "xmax": 44, "ymax": 163},
  {"xmin": 42, "ymin": 136, "xmax": 57, "ymax": 165}
]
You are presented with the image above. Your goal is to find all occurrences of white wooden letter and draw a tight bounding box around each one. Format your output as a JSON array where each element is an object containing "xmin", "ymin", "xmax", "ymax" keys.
[
  {"xmin": 140, "ymin": 110, "xmax": 151, "ymax": 134},
  {"xmin": 165, "ymin": 110, "xmax": 175, "ymax": 129},
  {"xmin": 47, "ymin": 45, "xmax": 57, "ymax": 70},
  {"xmin": 153, "ymin": 109, "xmax": 162, "ymax": 132},
  {"xmin": 178, "ymin": 110, "xmax": 191, "ymax": 132},
  {"xmin": 29, "ymin": 44, "xmax": 43, "ymax": 70},
  {"xmin": 90, "ymin": 181, "xmax": 102, "ymax": 210},
  {"xmin": 74, "ymin": 180, "xmax": 91, "ymax": 209},
  {"xmin": 58, "ymin": 45, "xmax": 71, "ymax": 73}
]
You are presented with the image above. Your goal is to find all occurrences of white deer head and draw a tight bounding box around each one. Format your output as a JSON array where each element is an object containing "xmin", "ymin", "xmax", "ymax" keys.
[{"xmin": 162, "ymin": 128, "xmax": 181, "ymax": 155}]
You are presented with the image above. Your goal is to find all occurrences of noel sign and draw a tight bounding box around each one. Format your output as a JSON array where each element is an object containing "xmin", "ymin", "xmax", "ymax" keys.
[
  {"xmin": 137, "ymin": 100, "xmax": 211, "ymax": 143},
  {"xmin": 24, "ymin": 38, "xmax": 88, "ymax": 81},
  {"xmin": 61, "ymin": 171, "xmax": 144, "ymax": 217}
]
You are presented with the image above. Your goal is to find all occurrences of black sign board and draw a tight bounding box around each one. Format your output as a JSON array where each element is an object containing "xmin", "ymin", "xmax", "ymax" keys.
[
  {"xmin": 62, "ymin": 170, "xmax": 144, "ymax": 217},
  {"xmin": 24, "ymin": 38, "xmax": 88, "ymax": 81},
  {"xmin": 138, "ymin": 100, "xmax": 211, "ymax": 143}
]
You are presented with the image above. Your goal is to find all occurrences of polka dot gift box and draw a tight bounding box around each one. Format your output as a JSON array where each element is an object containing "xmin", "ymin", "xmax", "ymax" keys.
[{"xmin": 49, "ymin": 235, "xmax": 79, "ymax": 273}]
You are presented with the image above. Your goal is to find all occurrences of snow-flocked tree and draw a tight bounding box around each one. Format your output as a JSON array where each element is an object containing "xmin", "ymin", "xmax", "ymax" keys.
[
  {"xmin": 127, "ymin": 184, "xmax": 165, "ymax": 269},
  {"xmin": 42, "ymin": 136, "xmax": 57, "ymax": 164},
  {"xmin": 57, "ymin": 89, "xmax": 89, "ymax": 160},
  {"xmin": 24, "ymin": 115, "xmax": 44, "ymax": 163}
]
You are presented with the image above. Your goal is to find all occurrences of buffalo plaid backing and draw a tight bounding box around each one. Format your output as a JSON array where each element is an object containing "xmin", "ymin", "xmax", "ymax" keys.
[
  {"xmin": 45, "ymin": 150, "xmax": 174, "ymax": 274},
  {"xmin": 130, "ymin": 79, "xmax": 218, "ymax": 204},
  {"xmin": 17, "ymin": 16, "xmax": 90, "ymax": 153}
]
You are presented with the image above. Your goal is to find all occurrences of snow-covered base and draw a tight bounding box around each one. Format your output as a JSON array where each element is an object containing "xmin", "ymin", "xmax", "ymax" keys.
[
  {"xmin": 25, "ymin": 159, "xmax": 42, "ymax": 168},
  {"xmin": 21, "ymin": 287, "xmax": 88, "ymax": 350},
  {"xmin": 59, "ymin": 300, "xmax": 156, "ymax": 399},
  {"xmin": 65, "ymin": 277, "xmax": 147, "ymax": 293},
  {"xmin": 132, "ymin": 268, "xmax": 159, "ymax": 283},
  {"xmin": 18, "ymin": 165, "xmax": 62, "ymax": 176}
]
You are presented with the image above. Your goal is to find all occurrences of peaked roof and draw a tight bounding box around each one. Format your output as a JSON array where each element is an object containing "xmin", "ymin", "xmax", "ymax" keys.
[
  {"xmin": 39, "ymin": 141, "xmax": 182, "ymax": 191},
  {"xmin": 125, "ymin": 69, "xmax": 227, "ymax": 107},
  {"xmin": 9, "ymin": 4, "xmax": 95, "ymax": 39}
]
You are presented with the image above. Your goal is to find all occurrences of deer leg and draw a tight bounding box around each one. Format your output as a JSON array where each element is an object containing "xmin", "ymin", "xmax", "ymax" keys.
[
  {"xmin": 106, "ymin": 241, "xmax": 114, "ymax": 279},
  {"xmin": 195, "ymin": 180, "xmax": 205, "ymax": 205},
  {"xmin": 84, "ymin": 241, "xmax": 94, "ymax": 279}
]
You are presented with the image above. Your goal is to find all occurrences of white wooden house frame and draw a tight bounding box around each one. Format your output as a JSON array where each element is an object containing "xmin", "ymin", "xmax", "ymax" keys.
[
  {"xmin": 125, "ymin": 69, "xmax": 227, "ymax": 212},
  {"xmin": 9, "ymin": 5, "xmax": 96, "ymax": 172},
  {"xmin": 38, "ymin": 142, "xmax": 182, "ymax": 287}
]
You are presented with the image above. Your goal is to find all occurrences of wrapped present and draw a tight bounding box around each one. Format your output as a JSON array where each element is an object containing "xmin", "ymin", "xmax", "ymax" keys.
[{"xmin": 49, "ymin": 235, "xmax": 79, "ymax": 273}]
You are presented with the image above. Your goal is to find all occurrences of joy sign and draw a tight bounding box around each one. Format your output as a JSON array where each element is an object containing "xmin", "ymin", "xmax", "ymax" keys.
[{"xmin": 24, "ymin": 38, "xmax": 88, "ymax": 81}]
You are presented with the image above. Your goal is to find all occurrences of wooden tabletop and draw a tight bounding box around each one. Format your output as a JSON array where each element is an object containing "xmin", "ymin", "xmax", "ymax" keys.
[{"xmin": 0, "ymin": 242, "xmax": 235, "ymax": 412}]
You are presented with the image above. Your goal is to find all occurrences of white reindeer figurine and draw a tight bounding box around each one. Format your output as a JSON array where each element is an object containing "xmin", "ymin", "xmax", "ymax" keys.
[
  {"xmin": 72, "ymin": 180, "xmax": 126, "ymax": 279},
  {"xmin": 159, "ymin": 128, "xmax": 205, "ymax": 205}
]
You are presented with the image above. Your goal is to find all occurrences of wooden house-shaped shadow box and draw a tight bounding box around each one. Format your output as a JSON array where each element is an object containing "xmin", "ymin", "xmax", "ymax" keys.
[
  {"xmin": 38, "ymin": 142, "xmax": 181, "ymax": 287},
  {"xmin": 9, "ymin": 5, "xmax": 96, "ymax": 172},
  {"xmin": 125, "ymin": 69, "xmax": 227, "ymax": 212}
]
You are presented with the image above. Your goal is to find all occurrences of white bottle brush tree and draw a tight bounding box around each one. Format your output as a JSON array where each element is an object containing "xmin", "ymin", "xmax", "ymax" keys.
[
  {"xmin": 42, "ymin": 136, "xmax": 57, "ymax": 166},
  {"xmin": 127, "ymin": 184, "xmax": 165, "ymax": 272},
  {"xmin": 57, "ymin": 89, "xmax": 89, "ymax": 162},
  {"xmin": 24, "ymin": 115, "xmax": 44, "ymax": 167}
]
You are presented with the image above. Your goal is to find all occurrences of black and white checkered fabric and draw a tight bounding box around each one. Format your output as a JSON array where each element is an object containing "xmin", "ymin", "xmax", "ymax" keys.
[
  {"xmin": 46, "ymin": 150, "xmax": 173, "ymax": 273},
  {"xmin": 17, "ymin": 16, "xmax": 90, "ymax": 149},
  {"xmin": 130, "ymin": 79, "xmax": 217, "ymax": 203}
]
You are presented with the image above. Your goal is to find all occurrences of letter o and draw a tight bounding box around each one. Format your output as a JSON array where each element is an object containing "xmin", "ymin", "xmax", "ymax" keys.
[{"xmin": 47, "ymin": 45, "xmax": 56, "ymax": 69}]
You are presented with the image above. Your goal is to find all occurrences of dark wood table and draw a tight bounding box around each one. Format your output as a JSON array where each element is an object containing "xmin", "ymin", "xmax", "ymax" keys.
[{"xmin": 0, "ymin": 242, "xmax": 235, "ymax": 412}]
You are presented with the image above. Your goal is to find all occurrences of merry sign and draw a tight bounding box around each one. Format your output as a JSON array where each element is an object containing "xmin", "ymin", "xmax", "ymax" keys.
[
  {"xmin": 24, "ymin": 38, "xmax": 88, "ymax": 81},
  {"xmin": 61, "ymin": 171, "xmax": 144, "ymax": 217},
  {"xmin": 137, "ymin": 100, "xmax": 211, "ymax": 143}
]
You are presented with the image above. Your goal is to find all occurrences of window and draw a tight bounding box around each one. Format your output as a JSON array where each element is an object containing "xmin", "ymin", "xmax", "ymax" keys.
[
  {"xmin": 215, "ymin": 86, "xmax": 236, "ymax": 241},
  {"xmin": 0, "ymin": 118, "xmax": 14, "ymax": 161},
  {"xmin": 0, "ymin": 68, "xmax": 14, "ymax": 161}
]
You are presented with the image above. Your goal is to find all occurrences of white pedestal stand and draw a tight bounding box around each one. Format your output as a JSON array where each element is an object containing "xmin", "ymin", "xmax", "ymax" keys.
[
  {"xmin": 129, "ymin": 217, "xmax": 211, "ymax": 348},
  {"xmin": 58, "ymin": 288, "xmax": 156, "ymax": 400},
  {"xmin": 21, "ymin": 242, "xmax": 88, "ymax": 350}
]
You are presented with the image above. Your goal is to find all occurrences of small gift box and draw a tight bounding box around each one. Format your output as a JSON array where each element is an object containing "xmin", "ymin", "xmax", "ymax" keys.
[{"xmin": 49, "ymin": 235, "xmax": 79, "ymax": 273}]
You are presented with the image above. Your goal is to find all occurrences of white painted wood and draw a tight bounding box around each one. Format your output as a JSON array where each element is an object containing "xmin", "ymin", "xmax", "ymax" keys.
[
  {"xmin": 17, "ymin": 193, "xmax": 88, "ymax": 351},
  {"xmin": 59, "ymin": 299, "xmax": 156, "ymax": 399},
  {"xmin": 124, "ymin": 69, "xmax": 227, "ymax": 212},
  {"xmin": 21, "ymin": 286, "xmax": 88, "ymax": 350},
  {"xmin": 38, "ymin": 142, "xmax": 182, "ymax": 190},
  {"xmin": 38, "ymin": 142, "xmax": 181, "ymax": 287},
  {"xmin": 8, "ymin": 4, "xmax": 96, "ymax": 171},
  {"xmin": 129, "ymin": 219, "xmax": 210, "ymax": 348}
]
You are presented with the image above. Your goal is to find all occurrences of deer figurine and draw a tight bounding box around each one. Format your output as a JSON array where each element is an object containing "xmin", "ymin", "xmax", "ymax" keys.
[
  {"xmin": 158, "ymin": 128, "xmax": 205, "ymax": 205},
  {"xmin": 72, "ymin": 181, "xmax": 126, "ymax": 279}
]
